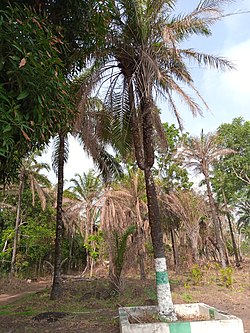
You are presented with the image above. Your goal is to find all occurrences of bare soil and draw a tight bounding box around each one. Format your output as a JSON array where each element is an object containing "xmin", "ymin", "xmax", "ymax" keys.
[{"xmin": 0, "ymin": 261, "xmax": 249, "ymax": 333}]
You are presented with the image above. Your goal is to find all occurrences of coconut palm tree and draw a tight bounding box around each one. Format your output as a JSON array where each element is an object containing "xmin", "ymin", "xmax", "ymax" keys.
[
  {"xmin": 180, "ymin": 131, "xmax": 235, "ymax": 267},
  {"xmin": 78, "ymin": 0, "xmax": 233, "ymax": 319}
]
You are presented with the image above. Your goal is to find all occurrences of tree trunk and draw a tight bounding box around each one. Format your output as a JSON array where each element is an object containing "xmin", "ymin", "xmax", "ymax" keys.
[
  {"xmin": 137, "ymin": 230, "xmax": 146, "ymax": 280},
  {"xmin": 50, "ymin": 134, "xmax": 65, "ymax": 300},
  {"xmin": 10, "ymin": 170, "xmax": 25, "ymax": 276},
  {"xmin": 127, "ymin": 73, "xmax": 176, "ymax": 319},
  {"xmin": 222, "ymin": 191, "xmax": 241, "ymax": 267},
  {"xmin": 170, "ymin": 228, "xmax": 179, "ymax": 272},
  {"xmin": 140, "ymin": 96, "xmax": 176, "ymax": 320},
  {"xmin": 144, "ymin": 167, "xmax": 176, "ymax": 319},
  {"xmin": 204, "ymin": 172, "xmax": 227, "ymax": 268}
]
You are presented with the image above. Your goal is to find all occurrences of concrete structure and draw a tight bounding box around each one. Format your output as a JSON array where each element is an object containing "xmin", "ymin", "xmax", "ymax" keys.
[{"xmin": 119, "ymin": 303, "xmax": 244, "ymax": 333}]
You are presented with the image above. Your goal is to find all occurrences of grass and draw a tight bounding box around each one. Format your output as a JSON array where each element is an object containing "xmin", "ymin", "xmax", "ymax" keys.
[{"xmin": 0, "ymin": 262, "xmax": 249, "ymax": 333}]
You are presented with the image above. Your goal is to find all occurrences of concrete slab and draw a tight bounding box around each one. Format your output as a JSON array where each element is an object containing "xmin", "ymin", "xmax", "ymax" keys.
[{"xmin": 119, "ymin": 303, "xmax": 245, "ymax": 333}]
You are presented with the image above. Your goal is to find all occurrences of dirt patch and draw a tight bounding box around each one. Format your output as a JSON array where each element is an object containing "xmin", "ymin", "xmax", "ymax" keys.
[{"xmin": 0, "ymin": 278, "xmax": 50, "ymax": 306}]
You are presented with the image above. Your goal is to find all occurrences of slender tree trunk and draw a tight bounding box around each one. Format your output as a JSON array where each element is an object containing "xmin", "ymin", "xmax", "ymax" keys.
[
  {"xmin": 67, "ymin": 235, "xmax": 74, "ymax": 273},
  {"xmin": 170, "ymin": 228, "xmax": 179, "ymax": 272},
  {"xmin": 217, "ymin": 215, "xmax": 230, "ymax": 265},
  {"xmin": 204, "ymin": 172, "xmax": 227, "ymax": 268},
  {"xmin": 222, "ymin": 191, "xmax": 241, "ymax": 267},
  {"xmin": 137, "ymin": 229, "xmax": 146, "ymax": 280},
  {"xmin": 10, "ymin": 170, "xmax": 25, "ymax": 276},
  {"xmin": 50, "ymin": 134, "xmax": 65, "ymax": 300}
]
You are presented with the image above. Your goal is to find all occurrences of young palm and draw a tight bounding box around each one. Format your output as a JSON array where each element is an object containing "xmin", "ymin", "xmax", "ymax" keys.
[
  {"xmin": 78, "ymin": 0, "xmax": 234, "ymax": 319},
  {"xmin": 68, "ymin": 171, "xmax": 103, "ymax": 275}
]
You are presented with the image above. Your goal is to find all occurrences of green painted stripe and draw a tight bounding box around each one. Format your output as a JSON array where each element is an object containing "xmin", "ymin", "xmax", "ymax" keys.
[
  {"xmin": 169, "ymin": 321, "xmax": 191, "ymax": 333},
  {"xmin": 156, "ymin": 271, "xmax": 169, "ymax": 285},
  {"xmin": 209, "ymin": 308, "xmax": 216, "ymax": 319}
]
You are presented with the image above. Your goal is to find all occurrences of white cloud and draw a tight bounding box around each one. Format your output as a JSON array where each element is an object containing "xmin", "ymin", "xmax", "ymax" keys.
[{"xmin": 201, "ymin": 39, "xmax": 250, "ymax": 121}]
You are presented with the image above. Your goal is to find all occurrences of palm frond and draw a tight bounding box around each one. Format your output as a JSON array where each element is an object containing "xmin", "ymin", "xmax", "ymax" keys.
[{"xmin": 52, "ymin": 134, "xmax": 69, "ymax": 176}]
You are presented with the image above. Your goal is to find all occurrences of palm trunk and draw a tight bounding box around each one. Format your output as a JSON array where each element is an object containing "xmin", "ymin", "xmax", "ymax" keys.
[
  {"xmin": 144, "ymin": 167, "xmax": 176, "ymax": 318},
  {"xmin": 140, "ymin": 97, "xmax": 176, "ymax": 320},
  {"xmin": 137, "ymin": 231, "xmax": 146, "ymax": 280},
  {"xmin": 10, "ymin": 170, "xmax": 25, "ymax": 276},
  {"xmin": 127, "ymin": 74, "xmax": 175, "ymax": 319},
  {"xmin": 50, "ymin": 134, "xmax": 65, "ymax": 299},
  {"xmin": 204, "ymin": 172, "xmax": 227, "ymax": 268}
]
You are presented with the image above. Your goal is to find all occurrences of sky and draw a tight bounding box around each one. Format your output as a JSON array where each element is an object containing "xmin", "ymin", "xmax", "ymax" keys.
[{"xmin": 41, "ymin": 0, "xmax": 250, "ymax": 184}]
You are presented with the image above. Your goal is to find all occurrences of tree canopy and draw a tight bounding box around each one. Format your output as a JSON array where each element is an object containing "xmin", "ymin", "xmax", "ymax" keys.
[{"xmin": 0, "ymin": 5, "xmax": 74, "ymax": 182}]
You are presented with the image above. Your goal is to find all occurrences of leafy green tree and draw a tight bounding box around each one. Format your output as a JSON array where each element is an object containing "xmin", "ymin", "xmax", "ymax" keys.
[
  {"xmin": 213, "ymin": 117, "xmax": 250, "ymax": 203},
  {"xmin": 154, "ymin": 123, "xmax": 192, "ymax": 192},
  {"xmin": 10, "ymin": 155, "xmax": 50, "ymax": 275},
  {"xmin": 0, "ymin": 5, "xmax": 73, "ymax": 182},
  {"xmin": 212, "ymin": 118, "xmax": 250, "ymax": 265}
]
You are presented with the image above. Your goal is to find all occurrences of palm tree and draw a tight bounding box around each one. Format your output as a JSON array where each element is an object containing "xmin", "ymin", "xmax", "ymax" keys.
[
  {"xmin": 68, "ymin": 170, "xmax": 103, "ymax": 276},
  {"xmin": 180, "ymin": 131, "xmax": 235, "ymax": 267},
  {"xmin": 78, "ymin": 0, "xmax": 233, "ymax": 319},
  {"xmin": 10, "ymin": 154, "xmax": 50, "ymax": 276},
  {"xmin": 50, "ymin": 100, "xmax": 124, "ymax": 299},
  {"xmin": 160, "ymin": 190, "xmax": 206, "ymax": 263},
  {"xmin": 50, "ymin": 133, "xmax": 68, "ymax": 299},
  {"xmin": 100, "ymin": 168, "xmax": 149, "ymax": 290}
]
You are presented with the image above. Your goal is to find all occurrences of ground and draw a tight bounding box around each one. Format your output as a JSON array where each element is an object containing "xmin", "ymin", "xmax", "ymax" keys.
[{"xmin": 0, "ymin": 261, "xmax": 249, "ymax": 333}]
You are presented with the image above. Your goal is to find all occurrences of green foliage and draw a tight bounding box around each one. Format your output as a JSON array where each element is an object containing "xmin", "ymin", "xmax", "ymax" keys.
[
  {"xmin": 154, "ymin": 123, "xmax": 192, "ymax": 191},
  {"xmin": 189, "ymin": 264, "xmax": 203, "ymax": 285},
  {"xmin": 144, "ymin": 286, "xmax": 157, "ymax": 301},
  {"xmin": 0, "ymin": 5, "xmax": 74, "ymax": 182},
  {"xmin": 220, "ymin": 267, "xmax": 234, "ymax": 288},
  {"xmin": 213, "ymin": 117, "xmax": 250, "ymax": 203},
  {"xmin": 84, "ymin": 231, "xmax": 103, "ymax": 261},
  {"xmin": 114, "ymin": 225, "xmax": 136, "ymax": 276},
  {"xmin": 181, "ymin": 292, "xmax": 193, "ymax": 303}
]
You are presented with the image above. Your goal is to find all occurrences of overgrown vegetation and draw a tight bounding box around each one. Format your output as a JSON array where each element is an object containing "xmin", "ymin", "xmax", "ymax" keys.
[{"xmin": 0, "ymin": 0, "xmax": 249, "ymax": 323}]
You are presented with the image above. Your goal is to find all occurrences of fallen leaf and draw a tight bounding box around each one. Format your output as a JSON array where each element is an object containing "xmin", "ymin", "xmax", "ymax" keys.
[
  {"xmin": 19, "ymin": 58, "xmax": 26, "ymax": 68},
  {"xmin": 21, "ymin": 129, "xmax": 31, "ymax": 141}
]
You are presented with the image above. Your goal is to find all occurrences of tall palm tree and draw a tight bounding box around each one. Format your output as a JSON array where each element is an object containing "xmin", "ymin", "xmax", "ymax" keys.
[
  {"xmin": 78, "ymin": 0, "xmax": 233, "ymax": 319},
  {"xmin": 50, "ymin": 133, "xmax": 68, "ymax": 299},
  {"xmin": 50, "ymin": 100, "xmax": 124, "ymax": 299},
  {"xmin": 180, "ymin": 131, "xmax": 234, "ymax": 267}
]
